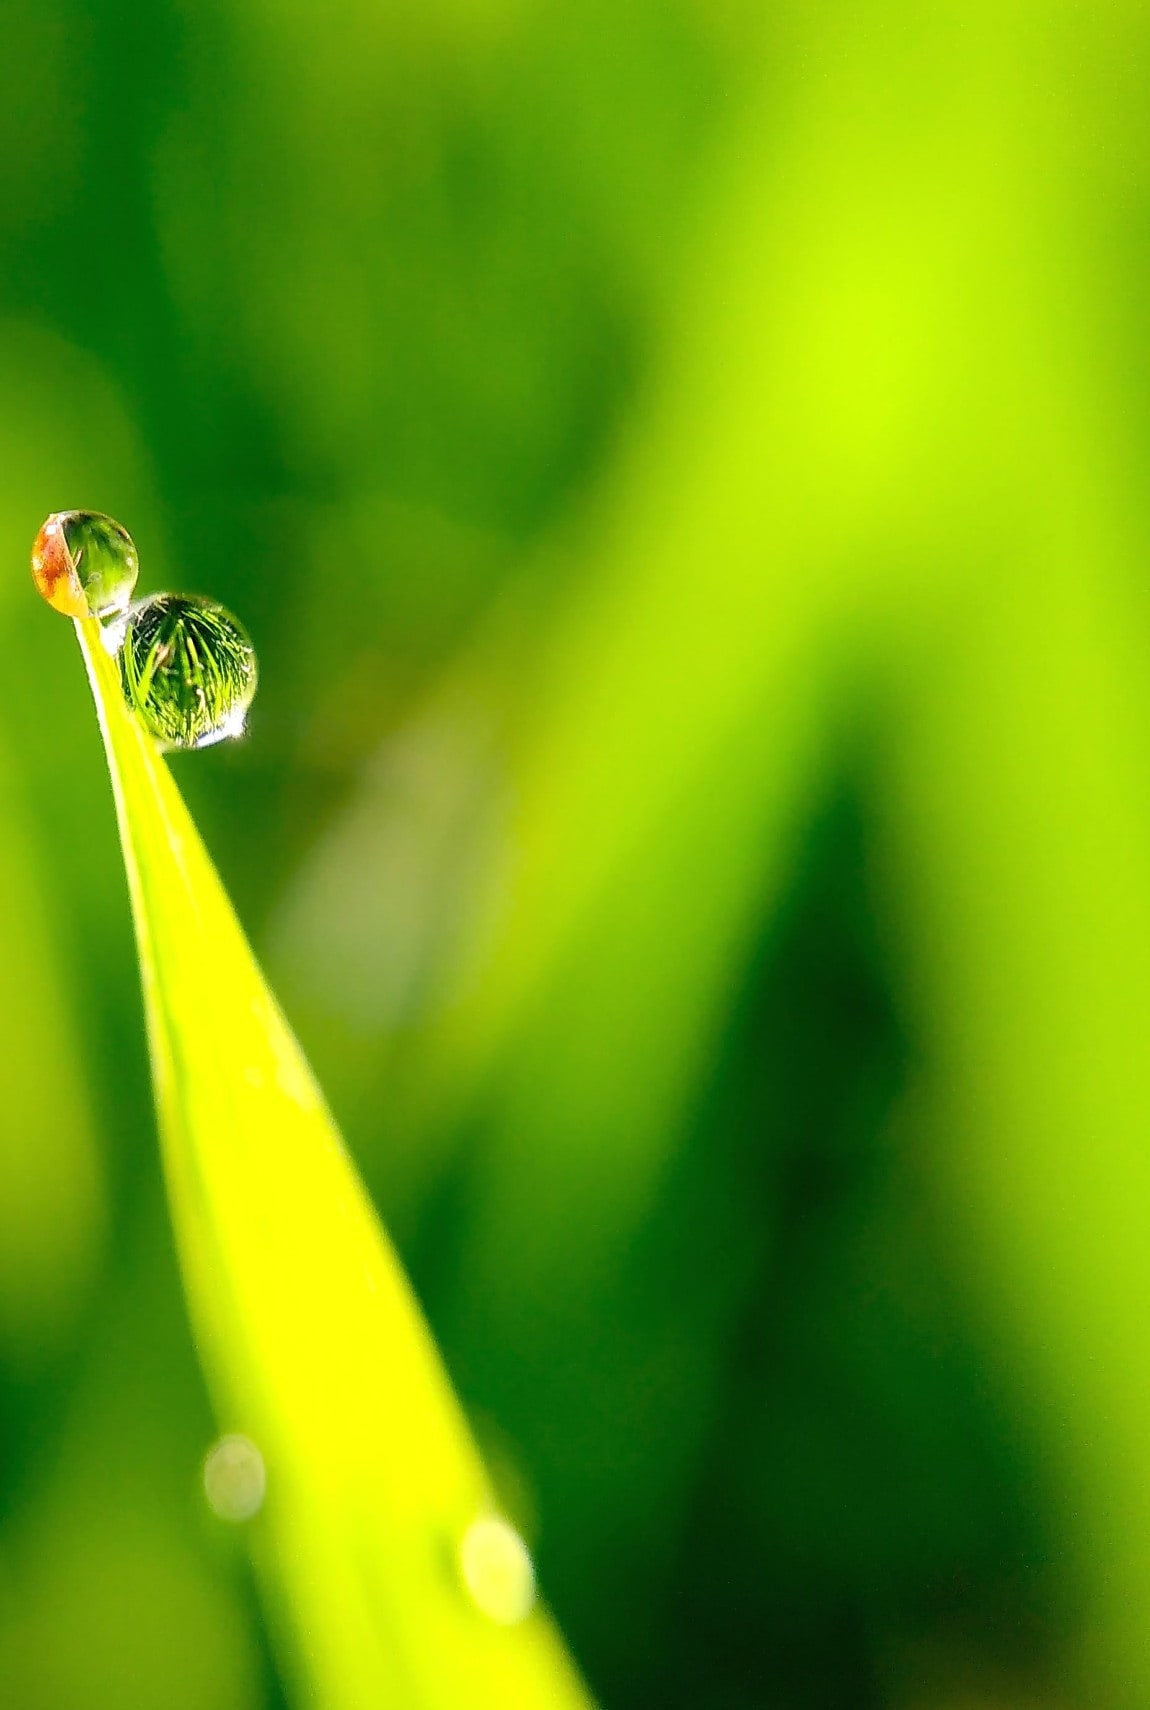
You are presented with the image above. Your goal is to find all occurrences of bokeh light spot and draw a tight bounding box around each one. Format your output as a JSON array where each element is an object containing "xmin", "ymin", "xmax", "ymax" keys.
[
  {"xmin": 458, "ymin": 1514, "xmax": 536, "ymax": 1625},
  {"xmin": 202, "ymin": 1434, "xmax": 266, "ymax": 1524}
]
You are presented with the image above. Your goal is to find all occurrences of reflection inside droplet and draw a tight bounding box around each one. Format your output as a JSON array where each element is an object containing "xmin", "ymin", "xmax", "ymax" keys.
[
  {"xmin": 202, "ymin": 1433, "xmax": 266, "ymax": 1522},
  {"xmin": 458, "ymin": 1513, "xmax": 536, "ymax": 1625},
  {"xmin": 31, "ymin": 510, "xmax": 139, "ymax": 620},
  {"xmin": 119, "ymin": 593, "xmax": 258, "ymax": 750}
]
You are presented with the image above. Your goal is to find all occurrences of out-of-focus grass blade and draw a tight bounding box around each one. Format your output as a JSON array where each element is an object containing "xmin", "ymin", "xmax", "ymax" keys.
[{"xmin": 74, "ymin": 616, "xmax": 591, "ymax": 1710}]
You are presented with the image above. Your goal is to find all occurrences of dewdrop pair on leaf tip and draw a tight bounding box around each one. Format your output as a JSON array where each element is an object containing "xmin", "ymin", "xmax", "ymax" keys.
[{"xmin": 32, "ymin": 510, "xmax": 257, "ymax": 751}]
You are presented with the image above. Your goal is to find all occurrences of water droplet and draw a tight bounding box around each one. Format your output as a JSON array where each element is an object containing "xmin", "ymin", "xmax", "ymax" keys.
[
  {"xmin": 203, "ymin": 1433, "xmax": 266, "ymax": 1522},
  {"xmin": 458, "ymin": 1513, "xmax": 536, "ymax": 1625},
  {"xmin": 31, "ymin": 510, "xmax": 140, "ymax": 620},
  {"xmin": 119, "ymin": 593, "xmax": 258, "ymax": 750}
]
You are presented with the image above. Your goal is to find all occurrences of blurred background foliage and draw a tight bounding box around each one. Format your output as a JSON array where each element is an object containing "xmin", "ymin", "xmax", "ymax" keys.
[{"xmin": 5, "ymin": 0, "xmax": 1150, "ymax": 1704}]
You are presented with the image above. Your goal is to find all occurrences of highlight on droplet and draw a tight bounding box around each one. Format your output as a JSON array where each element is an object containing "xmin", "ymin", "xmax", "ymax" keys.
[
  {"xmin": 202, "ymin": 1432, "xmax": 267, "ymax": 1522},
  {"xmin": 458, "ymin": 1513, "xmax": 537, "ymax": 1625}
]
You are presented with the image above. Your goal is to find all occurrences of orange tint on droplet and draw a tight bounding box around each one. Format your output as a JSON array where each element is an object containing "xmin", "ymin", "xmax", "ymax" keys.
[{"xmin": 31, "ymin": 513, "xmax": 87, "ymax": 618}]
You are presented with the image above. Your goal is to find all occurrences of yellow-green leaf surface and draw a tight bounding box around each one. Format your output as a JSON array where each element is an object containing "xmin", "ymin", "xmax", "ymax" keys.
[{"xmin": 75, "ymin": 616, "xmax": 591, "ymax": 1710}]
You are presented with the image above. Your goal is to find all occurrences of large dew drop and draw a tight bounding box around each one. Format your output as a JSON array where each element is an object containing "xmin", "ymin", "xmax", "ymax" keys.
[
  {"xmin": 119, "ymin": 593, "xmax": 258, "ymax": 751},
  {"xmin": 31, "ymin": 510, "xmax": 139, "ymax": 620}
]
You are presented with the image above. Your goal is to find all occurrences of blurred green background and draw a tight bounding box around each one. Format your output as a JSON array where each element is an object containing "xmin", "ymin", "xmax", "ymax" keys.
[{"xmin": 7, "ymin": 0, "xmax": 1150, "ymax": 1704}]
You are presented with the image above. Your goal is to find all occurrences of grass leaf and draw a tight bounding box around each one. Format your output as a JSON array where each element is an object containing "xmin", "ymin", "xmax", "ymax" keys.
[{"xmin": 75, "ymin": 616, "xmax": 591, "ymax": 1710}]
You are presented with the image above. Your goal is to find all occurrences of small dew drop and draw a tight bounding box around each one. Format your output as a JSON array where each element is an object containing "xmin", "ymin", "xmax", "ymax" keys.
[
  {"xmin": 119, "ymin": 593, "xmax": 258, "ymax": 751},
  {"xmin": 458, "ymin": 1514, "xmax": 536, "ymax": 1625},
  {"xmin": 203, "ymin": 1433, "xmax": 266, "ymax": 1522},
  {"xmin": 31, "ymin": 510, "xmax": 139, "ymax": 620}
]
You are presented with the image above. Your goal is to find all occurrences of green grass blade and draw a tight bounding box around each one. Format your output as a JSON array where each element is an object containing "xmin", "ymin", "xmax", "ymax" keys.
[{"xmin": 74, "ymin": 616, "xmax": 591, "ymax": 1710}]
